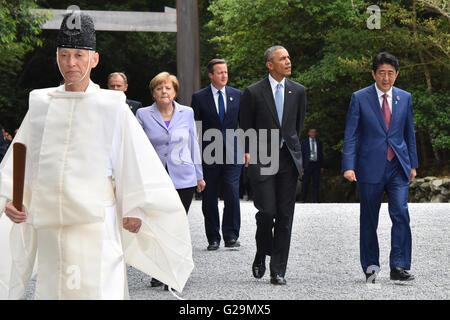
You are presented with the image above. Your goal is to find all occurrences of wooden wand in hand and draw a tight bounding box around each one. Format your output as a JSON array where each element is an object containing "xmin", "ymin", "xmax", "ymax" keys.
[{"xmin": 13, "ymin": 143, "xmax": 26, "ymax": 211}]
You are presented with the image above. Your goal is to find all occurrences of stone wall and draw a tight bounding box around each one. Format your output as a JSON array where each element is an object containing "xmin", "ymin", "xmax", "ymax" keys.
[
  {"xmin": 408, "ymin": 177, "xmax": 450, "ymax": 203},
  {"xmin": 297, "ymin": 176, "xmax": 450, "ymax": 203}
]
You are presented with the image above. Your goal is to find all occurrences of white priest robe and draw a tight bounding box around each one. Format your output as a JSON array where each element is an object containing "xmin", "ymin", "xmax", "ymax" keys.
[{"xmin": 0, "ymin": 81, "xmax": 194, "ymax": 299}]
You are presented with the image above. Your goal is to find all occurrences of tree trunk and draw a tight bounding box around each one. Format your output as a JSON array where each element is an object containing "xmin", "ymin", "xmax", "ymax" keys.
[
  {"xmin": 412, "ymin": 0, "xmax": 433, "ymax": 93},
  {"xmin": 412, "ymin": 0, "xmax": 440, "ymax": 163}
]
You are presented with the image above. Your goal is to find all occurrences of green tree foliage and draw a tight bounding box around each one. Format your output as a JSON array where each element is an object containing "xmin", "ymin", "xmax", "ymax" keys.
[
  {"xmin": 0, "ymin": 0, "xmax": 49, "ymax": 132},
  {"xmin": 207, "ymin": 0, "xmax": 449, "ymax": 173}
]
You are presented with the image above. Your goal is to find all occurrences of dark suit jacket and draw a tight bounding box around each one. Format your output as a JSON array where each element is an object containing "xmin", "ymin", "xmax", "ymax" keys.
[
  {"xmin": 342, "ymin": 84, "xmax": 418, "ymax": 183},
  {"xmin": 126, "ymin": 98, "xmax": 143, "ymax": 115},
  {"xmin": 191, "ymin": 85, "xmax": 242, "ymax": 166},
  {"xmin": 0, "ymin": 137, "xmax": 8, "ymax": 162},
  {"xmin": 301, "ymin": 138, "xmax": 324, "ymax": 170},
  {"xmin": 239, "ymin": 77, "xmax": 307, "ymax": 176}
]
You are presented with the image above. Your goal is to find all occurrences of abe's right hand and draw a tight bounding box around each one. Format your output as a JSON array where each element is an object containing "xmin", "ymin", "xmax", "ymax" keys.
[
  {"xmin": 343, "ymin": 170, "xmax": 357, "ymax": 182},
  {"xmin": 5, "ymin": 202, "xmax": 27, "ymax": 224}
]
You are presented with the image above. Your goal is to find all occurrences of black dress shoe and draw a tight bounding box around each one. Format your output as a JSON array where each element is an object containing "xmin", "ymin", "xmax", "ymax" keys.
[
  {"xmin": 270, "ymin": 275, "xmax": 287, "ymax": 285},
  {"xmin": 150, "ymin": 278, "xmax": 164, "ymax": 287},
  {"xmin": 390, "ymin": 267, "xmax": 415, "ymax": 281},
  {"xmin": 225, "ymin": 239, "xmax": 241, "ymax": 248},
  {"xmin": 207, "ymin": 241, "xmax": 220, "ymax": 251},
  {"xmin": 252, "ymin": 253, "xmax": 266, "ymax": 279}
]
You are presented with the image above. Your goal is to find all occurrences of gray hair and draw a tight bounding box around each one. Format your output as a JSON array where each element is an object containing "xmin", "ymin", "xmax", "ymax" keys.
[
  {"xmin": 264, "ymin": 45, "xmax": 286, "ymax": 64},
  {"xmin": 108, "ymin": 72, "xmax": 128, "ymax": 84}
]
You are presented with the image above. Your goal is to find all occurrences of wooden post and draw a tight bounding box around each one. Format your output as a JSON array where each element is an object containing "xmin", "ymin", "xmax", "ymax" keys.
[{"xmin": 176, "ymin": 0, "xmax": 200, "ymax": 105}]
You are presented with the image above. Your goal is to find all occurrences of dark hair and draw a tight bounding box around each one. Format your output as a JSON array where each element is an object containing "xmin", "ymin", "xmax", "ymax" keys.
[
  {"xmin": 207, "ymin": 58, "xmax": 227, "ymax": 74},
  {"xmin": 264, "ymin": 45, "xmax": 286, "ymax": 64},
  {"xmin": 372, "ymin": 52, "xmax": 399, "ymax": 72}
]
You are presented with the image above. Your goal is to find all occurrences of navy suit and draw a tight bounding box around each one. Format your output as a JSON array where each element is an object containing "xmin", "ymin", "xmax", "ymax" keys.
[
  {"xmin": 191, "ymin": 85, "xmax": 243, "ymax": 245},
  {"xmin": 126, "ymin": 98, "xmax": 143, "ymax": 115},
  {"xmin": 342, "ymin": 84, "xmax": 418, "ymax": 273},
  {"xmin": 0, "ymin": 137, "xmax": 8, "ymax": 162},
  {"xmin": 301, "ymin": 138, "xmax": 324, "ymax": 202}
]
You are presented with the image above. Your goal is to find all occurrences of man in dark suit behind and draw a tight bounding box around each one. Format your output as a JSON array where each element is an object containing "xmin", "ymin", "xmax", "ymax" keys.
[
  {"xmin": 301, "ymin": 128, "xmax": 324, "ymax": 203},
  {"xmin": 342, "ymin": 52, "xmax": 418, "ymax": 283},
  {"xmin": 0, "ymin": 125, "xmax": 9, "ymax": 162},
  {"xmin": 191, "ymin": 59, "xmax": 243, "ymax": 251},
  {"xmin": 239, "ymin": 46, "xmax": 306, "ymax": 285},
  {"xmin": 107, "ymin": 72, "xmax": 143, "ymax": 115}
]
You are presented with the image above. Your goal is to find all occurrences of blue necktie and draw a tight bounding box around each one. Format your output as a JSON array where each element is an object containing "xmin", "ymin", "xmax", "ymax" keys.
[
  {"xmin": 275, "ymin": 83, "xmax": 284, "ymax": 147},
  {"xmin": 218, "ymin": 90, "xmax": 225, "ymax": 124}
]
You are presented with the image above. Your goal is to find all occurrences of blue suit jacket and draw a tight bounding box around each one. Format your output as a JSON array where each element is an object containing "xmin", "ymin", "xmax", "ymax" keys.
[
  {"xmin": 136, "ymin": 101, "xmax": 203, "ymax": 189},
  {"xmin": 191, "ymin": 85, "xmax": 242, "ymax": 166},
  {"xmin": 342, "ymin": 84, "xmax": 418, "ymax": 184}
]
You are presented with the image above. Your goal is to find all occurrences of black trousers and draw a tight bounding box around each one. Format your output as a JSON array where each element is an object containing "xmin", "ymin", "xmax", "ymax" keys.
[
  {"xmin": 302, "ymin": 161, "xmax": 321, "ymax": 203},
  {"xmin": 250, "ymin": 145, "xmax": 299, "ymax": 277},
  {"xmin": 176, "ymin": 187, "xmax": 196, "ymax": 214}
]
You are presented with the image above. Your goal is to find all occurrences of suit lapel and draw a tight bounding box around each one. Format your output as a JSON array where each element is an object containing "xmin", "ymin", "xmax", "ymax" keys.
[
  {"xmin": 150, "ymin": 104, "xmax": 168, "ymax": 131},
  {"xmin": 368, "ymin": 84, "xmax": 388, "ymax": 133},
  {"xmin": 391, "ymin": 87, "xmax": 400, "ymax": 129},
  {"xmin": 167, "ymin": 101, "xmax": 182, "ymax": 131},
  {"xmin": 206, "ymin": 86, "xmax": 222, "ymax": 126},
  {"xmin": 261, "ymin": 78, "xmax": 281, "ymax": 128},
  {"xmin": 224, "ymin": 86, "xmax": 236, "ymax": 125},
  {"xmin": 282, "ymin": 80, "xmax": 295, "ymax": 127}
]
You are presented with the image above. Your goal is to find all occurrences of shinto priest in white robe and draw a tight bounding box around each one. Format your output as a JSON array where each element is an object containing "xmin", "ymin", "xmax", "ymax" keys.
[{"xmin": 0, "ymin": 81, "xmax": 194, "ymax": 299}]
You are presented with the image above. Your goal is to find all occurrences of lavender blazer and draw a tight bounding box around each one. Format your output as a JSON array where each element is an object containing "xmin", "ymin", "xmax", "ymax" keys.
[{"xmin": 136, "ymin": 101, "xmax": 203, "ymax": 189}]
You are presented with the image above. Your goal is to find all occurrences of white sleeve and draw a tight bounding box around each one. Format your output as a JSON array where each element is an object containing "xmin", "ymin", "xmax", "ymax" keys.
[{"xmin": 111, "ymin": 108, "xmax": 194, "ymax": 293}]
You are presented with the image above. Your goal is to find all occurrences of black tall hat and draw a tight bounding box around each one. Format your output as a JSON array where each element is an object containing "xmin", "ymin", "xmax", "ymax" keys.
[{"xmin": 57, "ymin": 13, "xmax": 96, "ymax": 50}]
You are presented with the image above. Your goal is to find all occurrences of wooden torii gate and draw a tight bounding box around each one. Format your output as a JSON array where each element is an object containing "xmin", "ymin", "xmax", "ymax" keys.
[{"xmin": 31, "ymin": 0, "xmax": 200, "ymax": 105}]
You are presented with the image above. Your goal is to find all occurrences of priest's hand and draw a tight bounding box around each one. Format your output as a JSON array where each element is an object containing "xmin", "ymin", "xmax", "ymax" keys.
[
  {"xmin": 123, "ymin": 217, "xmax": 142, "ymax": 233},
  {"xmin": 5, "ymin": 202, "xmax": 27, "ymax": 223}
]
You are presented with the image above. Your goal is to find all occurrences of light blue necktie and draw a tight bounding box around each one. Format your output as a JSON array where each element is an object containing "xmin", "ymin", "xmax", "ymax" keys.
[
  {"xmin": 275, "ymin": 83, "xmax": 284, "ymax": 147},
  {"xmin": 218, "ymin": 90, "xmax": 225, "ymax": 124}
]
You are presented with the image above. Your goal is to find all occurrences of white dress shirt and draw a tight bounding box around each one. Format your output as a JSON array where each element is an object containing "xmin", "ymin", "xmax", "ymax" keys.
[
  {"xmin": 374, "ymin": 83, "xmax": 393, "ymax": 113},
  {"xmin": 309, "ymin": 137, "xmax": 318, "ymax": 160},
  {"xmin": 211, "ymin": 84, "xmax": 227, "ymax": 114},
  {"xmin": 268, "ymin": 74, "xmax": 285, "ymax": 102}
]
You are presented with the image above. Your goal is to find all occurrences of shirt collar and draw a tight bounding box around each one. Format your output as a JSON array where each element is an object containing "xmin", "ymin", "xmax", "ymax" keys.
[
  {"xmin": 211, "ymin": 84, "xmax": 226, "ymax": 96},
  {"xmin": 268, "ymin": 74, "xmax": 285, "ymax": 90},
  {"xmin": 374, "ymin": 83, "xmax": 393, "ymax": 100},
  {"xmin": 57, "ymin": 80, "xmax": 98, "ymax": 92}
]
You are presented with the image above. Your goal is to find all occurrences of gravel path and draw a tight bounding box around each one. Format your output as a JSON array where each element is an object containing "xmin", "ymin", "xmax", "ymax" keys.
[{"xmin": 24, "ymin": 202, "xmax": 449, "ymax": 300}]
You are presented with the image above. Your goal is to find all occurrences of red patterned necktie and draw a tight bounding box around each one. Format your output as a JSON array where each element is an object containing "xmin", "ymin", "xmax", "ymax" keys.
[{"xmin": 382, "ymin": 94, "xmax": 395, "ymax": 161}]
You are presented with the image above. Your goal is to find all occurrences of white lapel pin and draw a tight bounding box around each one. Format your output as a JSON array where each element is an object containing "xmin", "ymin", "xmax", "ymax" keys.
[
  {"xmin": 230, "ymin": 97, "xmax": 233, "ymax": 101},
  {"xmin": 395, "ymin": 96, "xmax": 400, "ymax": 104},
  {"xmin": 288, "ymin": 91, "xmax": 292, "ymax": 94}
]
